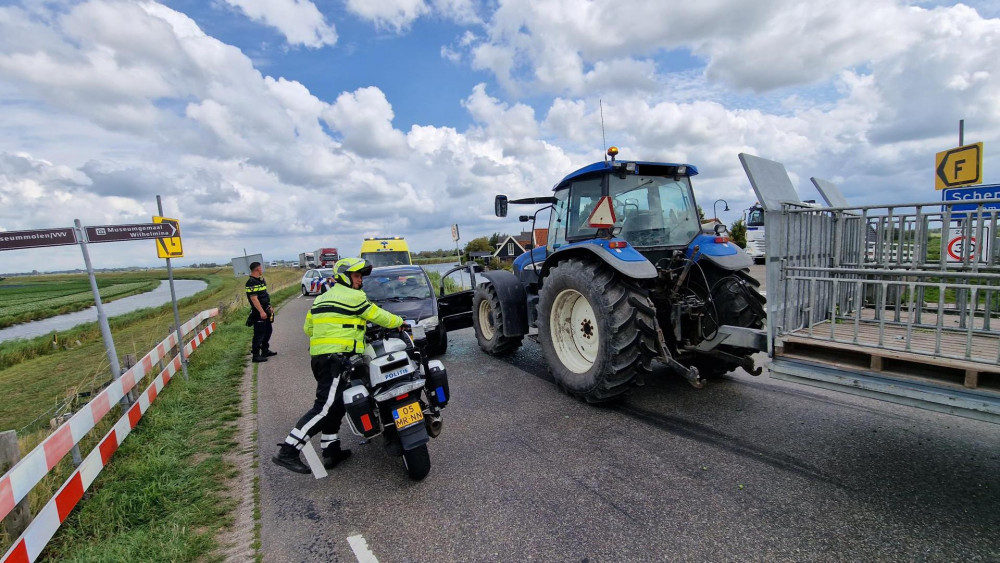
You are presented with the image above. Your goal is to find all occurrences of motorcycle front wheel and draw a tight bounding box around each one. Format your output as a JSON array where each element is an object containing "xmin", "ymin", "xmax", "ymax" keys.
[{"xmin": 402, "ymin": 444, "xmax": 431, "ymax": 481}]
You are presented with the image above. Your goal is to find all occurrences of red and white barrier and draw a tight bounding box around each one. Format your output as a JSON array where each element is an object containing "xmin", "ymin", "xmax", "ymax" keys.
[{"xmin": 0, "ymin": 310, "xmax": 219, "ymax": 563}]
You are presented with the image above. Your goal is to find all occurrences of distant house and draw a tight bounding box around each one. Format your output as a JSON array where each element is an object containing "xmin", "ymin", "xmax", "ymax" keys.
[
  {"xmin": 533, "ymin": 228, "xmax": 548, "ymax": 248},
  {"xmin": 493, "ymin": 235, "xmax": 526, "ymax": 262}
]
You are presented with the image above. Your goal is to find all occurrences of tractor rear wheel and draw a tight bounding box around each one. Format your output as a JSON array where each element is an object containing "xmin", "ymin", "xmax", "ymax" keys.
[
  {"xmin": 472, "ymin": 283, "xmax": 523, "ymax": 356},
  {"xmin": 537, "ymin": 259, "xmax": 657, "ymax": 403}
]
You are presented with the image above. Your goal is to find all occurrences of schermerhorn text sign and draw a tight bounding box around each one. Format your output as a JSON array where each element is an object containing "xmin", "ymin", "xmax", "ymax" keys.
[
  {"xmin": 84, "ymin": 222, "xmax": 176, "ymax": 243},
  {"xmin": 0, "ymin": 227, "xmax": 78, "ymax": 250}
]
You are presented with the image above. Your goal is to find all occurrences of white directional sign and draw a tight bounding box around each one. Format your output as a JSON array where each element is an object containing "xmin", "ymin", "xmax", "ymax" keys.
[{"xmin": 85, "ymin": 222, "xmax": 175, "ymax": 243}]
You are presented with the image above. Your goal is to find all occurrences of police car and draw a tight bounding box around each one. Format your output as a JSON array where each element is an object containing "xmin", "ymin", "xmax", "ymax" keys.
[{"xmin": 299, "ymin": 268, "xmax": 334, "ymax": 296}]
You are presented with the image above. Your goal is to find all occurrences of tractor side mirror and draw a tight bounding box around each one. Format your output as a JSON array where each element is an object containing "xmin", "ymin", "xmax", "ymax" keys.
[
  {"xmin": 495, "ymin": 195, "xmax": 508, "ymax": 218},
  {"xmin": 518, "ymin": 215, "xmax": 530, "ymax": 222}
]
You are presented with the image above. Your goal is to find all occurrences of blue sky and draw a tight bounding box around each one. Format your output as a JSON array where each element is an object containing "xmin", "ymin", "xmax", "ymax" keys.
[{"xmin": 0, "ymin": 0, "xmax": 999, "ymax": 272}]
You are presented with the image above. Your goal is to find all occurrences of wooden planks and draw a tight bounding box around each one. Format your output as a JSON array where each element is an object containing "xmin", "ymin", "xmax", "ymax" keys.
[{"xmin": 779, "ymin": 319, "xmax": 1000, "ymax": 393}]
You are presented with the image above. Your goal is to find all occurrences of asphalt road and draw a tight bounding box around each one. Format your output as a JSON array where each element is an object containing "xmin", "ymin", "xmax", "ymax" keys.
[{"xmin": 257, "ymin": 288, "xmax": 999, "ymax": 563}]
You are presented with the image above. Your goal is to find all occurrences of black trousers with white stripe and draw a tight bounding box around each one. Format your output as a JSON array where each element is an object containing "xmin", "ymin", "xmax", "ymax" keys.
[{"xmin": 284, "ymin": 353, "xmax": 349, "ymax": 451}]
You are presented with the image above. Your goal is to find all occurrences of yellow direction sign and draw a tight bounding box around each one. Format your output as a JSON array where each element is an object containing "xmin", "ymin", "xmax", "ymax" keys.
[
  {"xmin": 153, "ymin": 216, "xmax": 183, "ymax": 258},
  {"xmin": 935, "ymin": 142, "xmax": 983, "ymax": 190}
]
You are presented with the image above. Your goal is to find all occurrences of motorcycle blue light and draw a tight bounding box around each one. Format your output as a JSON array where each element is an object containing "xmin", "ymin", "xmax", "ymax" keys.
[{"xmin": 435, "ymin": 387, "xmax": 446, "ymax": 403}]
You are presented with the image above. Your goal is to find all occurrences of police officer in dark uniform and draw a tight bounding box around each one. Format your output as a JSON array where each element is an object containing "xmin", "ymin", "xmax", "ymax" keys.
[{"xmin": 246, "ymin": 261, "xmax": 276, "ymax": 363}]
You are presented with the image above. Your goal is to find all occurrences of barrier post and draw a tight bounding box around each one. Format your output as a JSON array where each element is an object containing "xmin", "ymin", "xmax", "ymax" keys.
[
  {"xmin": 0, "ymin": 431, "xmax": 31, "ymax": 539},
  {"xmin": 122, "ymin": 354, "xmax": 137, "ymax": 405},
  {"xmin": 59, "ymin": 414, "xmax": 83, "ymax": 468},
  {"xmin": 156, "ymin": 195, "xmax": 188, "ymax": 381}
]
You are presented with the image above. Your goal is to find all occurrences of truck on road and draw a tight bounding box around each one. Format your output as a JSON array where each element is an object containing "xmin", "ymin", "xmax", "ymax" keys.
[
  {"xmin": 744, "ymin": 203, "xmax": 765, "ymax": 263},
  {"xmin": 298, "ymin": 252, "xmax": 315, "ymax": 269},
  {"xmin": 314, "ymin": 248, "xmax": 340, "ymax": 268}
]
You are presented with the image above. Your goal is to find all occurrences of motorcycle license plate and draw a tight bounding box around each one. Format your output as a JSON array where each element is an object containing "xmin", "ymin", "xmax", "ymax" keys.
[{"xmin": 393, "ymin": 402, "xmax": 424, "ymax": 429}]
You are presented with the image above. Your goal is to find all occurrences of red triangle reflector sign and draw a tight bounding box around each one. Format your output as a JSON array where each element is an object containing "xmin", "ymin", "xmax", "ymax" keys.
[{"xmin": 587, "ymin": 196, "xmax": 616, "ymax": 228}]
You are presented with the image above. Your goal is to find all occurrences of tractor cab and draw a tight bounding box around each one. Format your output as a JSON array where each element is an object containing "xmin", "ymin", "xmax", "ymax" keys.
[
  {"xmin": 501, "ymin": 148, "xmax": 705, "ymax": 285},
  {"xmin": 548, "ymin": 157, "xmax": 701, "ymax": 251}
]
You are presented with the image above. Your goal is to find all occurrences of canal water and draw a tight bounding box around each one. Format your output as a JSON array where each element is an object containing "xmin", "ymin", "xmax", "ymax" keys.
[{"xmin": 0, "ymin": 279, "xmax": 208, "ymax": 344}]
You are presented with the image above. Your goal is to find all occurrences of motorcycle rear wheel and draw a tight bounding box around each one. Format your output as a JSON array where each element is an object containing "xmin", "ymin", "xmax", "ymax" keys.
[{"xmin": 402, "ymin": 444, "xmax": 431, "ymax": 481}]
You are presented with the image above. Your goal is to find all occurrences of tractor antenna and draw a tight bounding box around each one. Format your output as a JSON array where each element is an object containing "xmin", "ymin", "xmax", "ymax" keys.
[{"xmin": 600, "ymin": 99, "xmax": 607, "ymax": 162}]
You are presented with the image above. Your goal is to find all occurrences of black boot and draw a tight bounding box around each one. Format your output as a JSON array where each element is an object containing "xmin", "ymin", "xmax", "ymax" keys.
[
  {"xmin": 322, "ymin": 442, "xmax": 352, "ymax": 469},
  {"xmin": 263, "ymin": 350, "xmax": 278, "ymax": 357},
  {"xmin": 252, "ymin": 356, "xmax": 268, "ymax": 363},
  {"xmin": 272, "ymin": 444, "xmax": 310, "ymax": 474}
]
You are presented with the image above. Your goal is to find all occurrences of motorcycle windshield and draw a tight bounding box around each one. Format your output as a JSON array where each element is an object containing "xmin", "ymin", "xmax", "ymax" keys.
[{"xmin": 610, "ymin": 175, "xmax": 701, "ymax": 248}]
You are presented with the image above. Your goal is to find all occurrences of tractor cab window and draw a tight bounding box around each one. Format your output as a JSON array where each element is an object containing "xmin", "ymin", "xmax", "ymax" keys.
[
  {"xmin": 564, "ymin": 178, "xmax": 603, "ymax": 240},
  {"xmin": 611, "ymin": 175, "xmax": 700, "ymax": 247},
  {"xmin": 549, "ymin": 188, "xmax": 570, "ymax": 247},
  {"xmin": 747, "ymin": 207, "xmax": 764, "ymax": 227}
]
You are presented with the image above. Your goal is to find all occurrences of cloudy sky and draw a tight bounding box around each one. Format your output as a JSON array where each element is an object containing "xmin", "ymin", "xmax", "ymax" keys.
[{"xmin": 1, "ymin": 0, "xmax": 998, "ymax": 272}]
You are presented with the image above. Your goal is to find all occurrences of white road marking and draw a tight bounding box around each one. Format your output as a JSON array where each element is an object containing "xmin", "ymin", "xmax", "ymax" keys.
[
  {"xmin": 347, "ymin": 534, "xmax": 379, "ymax": 563},
  {"xmin": 300, "ymin": 442, "xmax": 328, "ymax": 479}
]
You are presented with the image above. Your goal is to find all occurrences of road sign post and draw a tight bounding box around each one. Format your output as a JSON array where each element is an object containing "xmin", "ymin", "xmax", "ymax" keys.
[
  {"xmin": 1, "ymin": 216, "xmax": 189, "ymax": 387},
  {"xmin": 74, "ymin": 219, "xmax": 126, "ymax": 404},
  {"xmin": 156, "ymin": 196, "xmax": 188, "ymax": 381},
  {"xmin": 452, "ymin": 224, "xmax": 462, "ymax": 265}
]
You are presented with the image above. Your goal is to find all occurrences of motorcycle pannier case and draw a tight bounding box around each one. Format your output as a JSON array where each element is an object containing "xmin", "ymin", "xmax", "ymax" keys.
[
  {"xmin": 425, "ymin": 360, "xmax": 450, "ymax": 408},
  {"xmin": 343, "ymin": 384, "xmax": 381, "ymax": 438}
]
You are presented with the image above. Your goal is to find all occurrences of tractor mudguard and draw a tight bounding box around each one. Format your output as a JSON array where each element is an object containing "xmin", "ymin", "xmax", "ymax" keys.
[
  {"xmin": 480, "ymin": 270, "xmax": 529, "ymax": 336},
  {"xmin": 699, "ymin": 251, "xmax": 754, "ymax": 271},
  {"xmin": 687, "ymin": 233, "xmax": 754, "ymax": 271},
  {"xmin": 541, "ymin": 242, "xmax": 657, "ymax": 280}
]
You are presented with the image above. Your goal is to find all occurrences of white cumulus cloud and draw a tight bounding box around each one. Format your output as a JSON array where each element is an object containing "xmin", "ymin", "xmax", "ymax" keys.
[{"xmin": 222, "ymin": 0, "xmax": 337, "ymax": 48}]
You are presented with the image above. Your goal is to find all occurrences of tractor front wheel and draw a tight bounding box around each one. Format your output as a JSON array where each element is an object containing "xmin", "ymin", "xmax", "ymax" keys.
[
  {"xmin": 537, "ymin": 259, "xmax": 657, "ymax": 403},
  {"xmin": 472, "ymin": 283, "xmax": 523, "ymax": 356}
]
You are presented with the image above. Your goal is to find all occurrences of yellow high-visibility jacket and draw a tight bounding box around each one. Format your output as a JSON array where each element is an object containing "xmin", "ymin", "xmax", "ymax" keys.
[{"xmin": 303, "ymin": 282, "xmax": 403, "ymax": 355}]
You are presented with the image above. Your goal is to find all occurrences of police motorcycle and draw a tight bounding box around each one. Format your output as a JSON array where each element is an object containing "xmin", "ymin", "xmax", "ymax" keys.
[{"xmin": 341, "ymin": 320, "xmax": 450, "ymax": 481}]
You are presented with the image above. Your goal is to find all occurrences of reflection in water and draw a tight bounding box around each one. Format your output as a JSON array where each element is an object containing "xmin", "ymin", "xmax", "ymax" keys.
[{"xmin": 0, "ymin": 280, "xmax": 208, "ymax": 344}]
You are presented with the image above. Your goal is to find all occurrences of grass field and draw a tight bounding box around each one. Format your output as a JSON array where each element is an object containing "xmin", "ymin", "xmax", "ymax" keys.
[
  {"xmin": 0, "ymin": 267, "xmax": 302, "ymax": 558},
  {"xmin": 41, "ymin": 288, "xmax": 299, "ymax": 561},
  {"xmin": 0, "ymin": 275, "xmax": 164, "ymax": 329}
]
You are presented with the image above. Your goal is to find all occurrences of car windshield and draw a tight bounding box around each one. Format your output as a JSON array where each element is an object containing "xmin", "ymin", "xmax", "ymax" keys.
[
  {"xmin": 610, "ymin": 174, "xmax": 701, "ymax": 247},
  {"xmin": 363, "ymin": 251, "xmax": 410, "ymax": 267},
  {"xmin": 318, "ymin": 269, "xmax": 332, "ymax": 277},
  {"xmin": 362, "ymin": 272, "xmax": 431, "ymax": 301}
]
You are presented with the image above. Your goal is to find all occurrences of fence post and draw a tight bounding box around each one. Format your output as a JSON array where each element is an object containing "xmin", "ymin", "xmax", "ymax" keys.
[
  {"xmin": 59, "ymin": 413, "xmax": 83, "ymax": 468},
  {"xmin": 122, "ymin": 353, "xmax": 137, "ymax": 405},
  {"xmin": 0, "ymin": 430, "xmax": 32, "ymax": 539}
]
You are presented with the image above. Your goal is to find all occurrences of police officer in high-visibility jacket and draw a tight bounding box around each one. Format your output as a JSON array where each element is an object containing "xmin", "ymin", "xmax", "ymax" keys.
[{"xmin": 272, "ymin": 257, "xmax": 407, "ymax": 474}]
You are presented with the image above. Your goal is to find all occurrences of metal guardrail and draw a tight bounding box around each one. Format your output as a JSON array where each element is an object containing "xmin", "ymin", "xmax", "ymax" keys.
[{"xmin": 740, "ymin": 154, "xmax": 1000, "ymax": 423}]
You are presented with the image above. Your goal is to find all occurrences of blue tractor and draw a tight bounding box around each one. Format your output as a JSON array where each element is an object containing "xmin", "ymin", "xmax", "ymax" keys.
[{"xmin": 473, "ymin": 148, "xmax": 766, "ymax": 402}]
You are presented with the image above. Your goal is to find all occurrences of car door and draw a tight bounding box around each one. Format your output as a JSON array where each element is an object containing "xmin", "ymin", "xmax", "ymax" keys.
[{"xmin": 436, "ymin": 263, "xmax": 480, "ymax": 331}]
